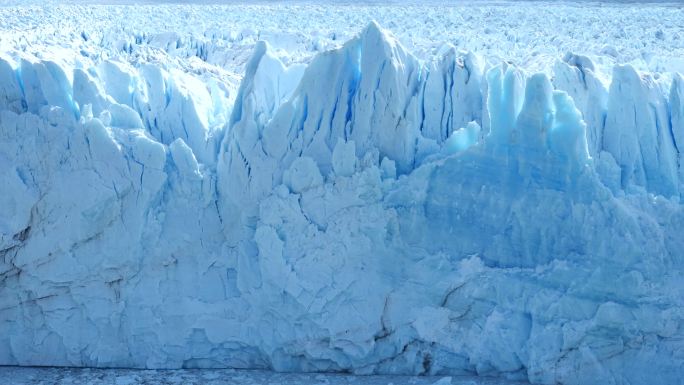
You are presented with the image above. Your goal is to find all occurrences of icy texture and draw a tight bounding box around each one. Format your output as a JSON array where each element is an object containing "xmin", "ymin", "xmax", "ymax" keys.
[
  {"xmin": 0, "ymin": 367, "xmax": 516, "ymax": 385},
  {"xmin": 2, "ymin": 2, "xmax": 684, "ymax": 78},
  {"xmin": 1, "ymin": 20, "xmax": 683, "ymax": 385}
]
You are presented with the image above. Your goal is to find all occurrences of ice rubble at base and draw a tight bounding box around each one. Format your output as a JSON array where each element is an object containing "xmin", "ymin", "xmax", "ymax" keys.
[{"xmin": 1, "ymin": 21, "xmax": 683, "ymax": 385}]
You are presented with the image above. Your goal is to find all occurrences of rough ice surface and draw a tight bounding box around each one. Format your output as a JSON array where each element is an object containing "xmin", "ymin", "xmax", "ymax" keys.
[
  {"xmin": 1, "ymin": 2, "xmax": 683, "ymax": 385},
  {"xmin": 0, "ymin": 367, "xmax": 519, "ymax": 385}
]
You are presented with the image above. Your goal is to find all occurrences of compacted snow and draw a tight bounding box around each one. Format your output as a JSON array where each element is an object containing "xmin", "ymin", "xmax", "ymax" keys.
[{"xmin": 1, "ymin": 1, "xmax": 683, "ymax": 385}]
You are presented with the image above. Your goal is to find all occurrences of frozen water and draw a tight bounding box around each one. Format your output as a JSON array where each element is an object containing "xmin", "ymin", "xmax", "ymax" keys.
[{"xmin": 0, "ymin": 2, "xmax": 683, "ymax": 385}]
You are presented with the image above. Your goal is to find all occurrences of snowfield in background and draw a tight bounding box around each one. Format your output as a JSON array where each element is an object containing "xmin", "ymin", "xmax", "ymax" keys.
[
  {"xmin": 1, "ymin": 2, "xmax": 683, "ymax": 385},
  {"xmin": 2, "ymin": 1, "xmax": 684, "ymax": 77}
]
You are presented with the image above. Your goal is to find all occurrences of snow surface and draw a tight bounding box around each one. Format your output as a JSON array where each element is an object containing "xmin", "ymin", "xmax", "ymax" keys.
[{"xmin": 1, "ymin": 2, "xmax": 684, "ymax": 385}]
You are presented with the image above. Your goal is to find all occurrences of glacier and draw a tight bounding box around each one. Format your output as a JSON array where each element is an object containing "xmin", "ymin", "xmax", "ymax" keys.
[{"xmin": 1, "ymin": 18, "xmax": 683, "ymax": 385}]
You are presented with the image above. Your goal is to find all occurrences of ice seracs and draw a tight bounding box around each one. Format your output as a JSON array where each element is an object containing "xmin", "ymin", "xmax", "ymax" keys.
[
  {"xmin": 552, "ymin": 53, "xmax": 608, "ymax": 158},
  {"xmin": 602, "ymin": 64, "xmax": 678, "ymax": 197},
  {"xmin": 1, "ymin": 20, "xmax": 683, "ymax": 385},
  {"xmin": 672, "ymin": 73, "xmax": 684, "ymax": 183}
]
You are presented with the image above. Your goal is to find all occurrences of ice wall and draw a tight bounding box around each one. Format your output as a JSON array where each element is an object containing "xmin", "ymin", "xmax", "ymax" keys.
[{"xmin": 1, "ymin": 23, "xmax": 683, "ymax": 385}]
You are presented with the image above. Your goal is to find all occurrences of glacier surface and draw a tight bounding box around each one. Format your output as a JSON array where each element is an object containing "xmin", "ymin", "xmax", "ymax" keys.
[{"xmin": 0, "ymin": 3, "xmax": 683, "ymax": 385}]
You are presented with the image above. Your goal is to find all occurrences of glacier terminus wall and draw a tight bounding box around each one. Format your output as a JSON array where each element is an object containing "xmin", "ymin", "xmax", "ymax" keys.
[{"xmin": 1, "ymin": 20, "xmax": 683, "ymax": 385}]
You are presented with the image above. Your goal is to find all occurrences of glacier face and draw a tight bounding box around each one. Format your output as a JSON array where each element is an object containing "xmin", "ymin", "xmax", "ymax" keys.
[{"xmin": 1, "ymin": 18, "xmax": 683, "ymax": 385}]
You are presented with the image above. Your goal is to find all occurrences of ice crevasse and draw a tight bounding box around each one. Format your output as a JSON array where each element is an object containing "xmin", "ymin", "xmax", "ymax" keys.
[{"xmin": 0, "ymin": 22, "xmax": 683, "ymax": 385}]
